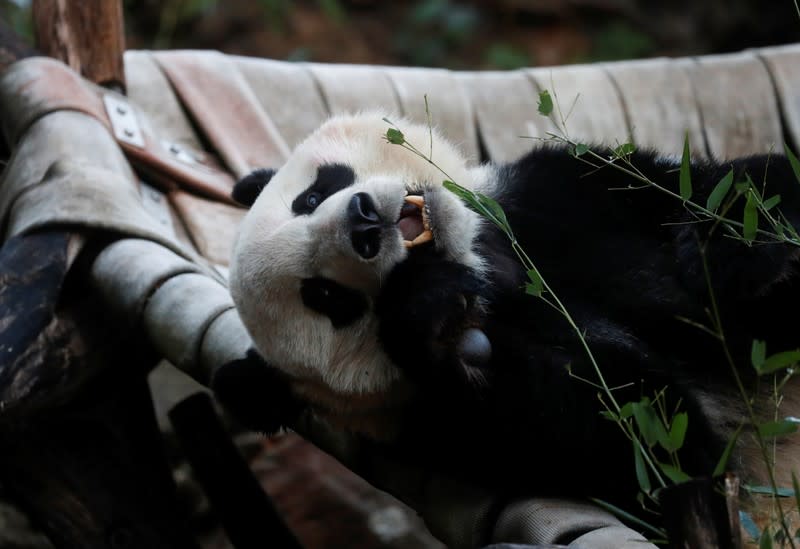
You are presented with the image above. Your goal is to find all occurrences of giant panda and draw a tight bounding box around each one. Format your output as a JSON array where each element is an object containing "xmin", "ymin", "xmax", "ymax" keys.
[{"xmin": 213, "ymin": 112, "xmax": 800, "ymax": 508}]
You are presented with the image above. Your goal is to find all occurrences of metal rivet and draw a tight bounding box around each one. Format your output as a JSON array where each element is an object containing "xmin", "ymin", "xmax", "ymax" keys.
[
  {"xmin": 169, "ymin": 144, "xmax": 181, "ymax": 154},
  {"xmin": 116, "ymin": 105, "xmax": 127, "ymax": 115},
  {"xmin": 124, "ymin": 128, "xmax": 134, "ymax": 137}
]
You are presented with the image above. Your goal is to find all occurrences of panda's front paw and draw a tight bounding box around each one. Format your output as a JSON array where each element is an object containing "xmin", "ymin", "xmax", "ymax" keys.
[
  {"xmin": 211, "ymin": 349, "xmax": 305, "ymax": 434},
  {"xmin": 376, "ymin": 256, "xmax": 492, "ymax": 388}
]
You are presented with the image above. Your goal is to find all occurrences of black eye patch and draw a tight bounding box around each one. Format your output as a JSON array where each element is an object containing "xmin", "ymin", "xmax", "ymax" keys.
[
  {"xmin": 301, "ymin": 277, "xmax": 368, "ymax": 328},
  {"xmin": 232, "ymin": 168, "xmax": 276, "ymax": 207},
  {"xmin": 292, "ymin": 163, "xmax": 356, "ymax": 215}
]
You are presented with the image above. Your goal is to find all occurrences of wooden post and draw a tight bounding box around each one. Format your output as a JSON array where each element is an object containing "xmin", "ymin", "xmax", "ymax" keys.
[{"xmin": 31, "ymin": 0, "xmax": 126, "ymax": 90}]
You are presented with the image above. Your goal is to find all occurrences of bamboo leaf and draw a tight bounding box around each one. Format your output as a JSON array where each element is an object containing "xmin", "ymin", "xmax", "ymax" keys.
[
  {"xmin": 667, "ymin": 412, "xmax": 688, "ymax": 452},
  {"xmin": 633, "ymin": 442, "xmax": 651, "ymax": 493},
  {"xmin": 526, "ymin": 269, "xmax": 544, "ymax": 297},
  {"xmin": 538, "ymin": 89, "xmax": 553, "ymax": 116},
  {"xmin": 714, "ymin": 423, "xmax": 743, "ymax": 477},
  {"xmin": 707, "ymin": 169, "xmax": 734, "ymax": 212},
  {"xmin": 679, "ymin": 133, "xmax": 692, "ymax": 201},
  {"xmin": 763, "ymin": 195, "xmax": 781, "ymax": 211},
  {"xmin": 792, "ymin": 472, "xmax": 800, "ymax": 514},
  {"xmin": 784, "ymin": 142, "xmax": 800, "ymax": 184},
  {"xmin": 756, "ymin": 350, "xmax": 800, "ymax": 375},
  {"xmin": 632, "ymin": 400, "xmax": 668, "ymax": 448},
  {"xmin": 659, "ymin": 462, "xmax": 691, "ymax": 484},
  {"xmin": 759, "ymin": 529, "xmax": 773, "ymax": 549},
  {"xmin": 751, "ymin": 339, "xmax": 767, "ymax": 371},
  {"xmin": 614, "ymin": 142, "xmax": 636, "ymax": 157},
  {"xmin": 758, "ymin": 419, "xmax": 798, "ymax": 439},
  {"xmin": 573, "ymin": 143, "xmax": 589, "ymax": 157},
  {"xmin": 385, "ymin": 128, "xmax": 405, "ymax": 145},
  {"xmin": 743, "ymin": 190, "xmax": 759, "ymax": 242}
]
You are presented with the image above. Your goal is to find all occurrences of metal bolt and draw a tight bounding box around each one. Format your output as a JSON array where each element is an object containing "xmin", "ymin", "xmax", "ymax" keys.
[
  {"xmin": 124, "ymin": 128, "xmax": 134, "ymax": 137},
  {"xmin": 116, "ymin": 105, "xmax": 127, "ymax": 115}
]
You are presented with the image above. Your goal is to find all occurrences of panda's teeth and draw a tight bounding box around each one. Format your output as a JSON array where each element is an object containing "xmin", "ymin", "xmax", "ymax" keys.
[
  {"xmin": 403, "ymin": 194, "xmax": 431, "ymax": 231},
  {"xmin": 403, "ymin": 229, "xmax": 433, "ymax": 248}
]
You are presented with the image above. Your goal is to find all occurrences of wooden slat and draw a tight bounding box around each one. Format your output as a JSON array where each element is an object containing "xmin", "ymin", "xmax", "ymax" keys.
[
  {"xmin": 687, "ymin": 51, "xmax": 783, "ymax": 159},
  {"xmin": 455, "ymin": 71, "xmax": 542, "ymax": 163},
  {"xmin": 527, "ymin": 63, "xmax": 631, "ymax": 147},
  {"xmin": 154, "ymin": 50, "xmax": 291, "ymax": 178},
  {"xmin": 756, "ymin": 44, "xmax": 800, "ymax": 150},
  {"xmin": 604, "ymin": 57, "xmax": 707, "ymax": 157},
  {"xmin": 233, "ymin": 56, "xmax": 329, "ymax": 150},
  {"xmin": 124, "ymin": 51, "xmax": 205, "ymax": 152},
  {"xmin": 169, "ymin": 190, "xmax": 245, "ymax": 266},
  {"xmin": 384, "ymin": 67, "xmax": 480, "ymax": 163},
  {"xmin": 306, "ymin": 63, "xmax": 400, "ymax": 116}
]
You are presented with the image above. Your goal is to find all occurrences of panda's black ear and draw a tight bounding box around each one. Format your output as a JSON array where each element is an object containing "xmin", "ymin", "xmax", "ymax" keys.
[
  {"xmin": 211, "ymin": 349, "xmax": 304, "ymax": 435},
  {"xmin": 232, "ymin": 168, "xmax": 276, "ymax": 207}
]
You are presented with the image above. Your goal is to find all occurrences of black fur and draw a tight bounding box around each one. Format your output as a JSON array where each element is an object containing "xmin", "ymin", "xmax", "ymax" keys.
[
  {"xmin": 219, "ymin": 144, "xmax": 800, "ymax": 506},
  {"xmin": 376, "ymin": 146, "xmax": 800, "ymax": 501},
  {"xmin": 211, "ymin": 349, "xmax": 305, "ymax": 435},
  {"xmin": 232, "ymin": 168, "xmax": 275, "ymax": 207},
  {"xmin": 301, "ymin": 276, "xmax": 368, "ymax": 328},
  {"xmin": 292, "ymin": 163, "xmax": 356, "ymax": 215}
]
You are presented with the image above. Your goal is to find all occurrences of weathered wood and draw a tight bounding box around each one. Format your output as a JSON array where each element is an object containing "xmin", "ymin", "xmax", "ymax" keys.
[
  {"xmin": 153, "ymin": 50, "xmax": 291, "ymax": 178},
  {"xmin": 661, "ymin": 475, "xmax": 742, "ymax": 549},
  {"xmin": 307, "ymin": 62, "xmax": 401, "ymax": 115},
  {"xmin": 31, "ymin": 0, "xmax": 125, "ymax": 90},
  {"xmin": 0, "ymin": 364, "xmax": 201, "ymax": 549},
  {"xmin": 169, "ymin": 393, "xmax": 302, "ymax": 549},
  {"xmin": 604, "ymin": 57, "xmax": 707, "ymax": 157},
  {"xmin": 384, "ymin": 66, "xmax": 480, "ymax": 163},
  {"xmin": 169, "ymin": 190, "xmax": 246, "ymax": 266},
  {"xmin": 757, "ymin": 44, "xmax": 800, "ymax": 151}
]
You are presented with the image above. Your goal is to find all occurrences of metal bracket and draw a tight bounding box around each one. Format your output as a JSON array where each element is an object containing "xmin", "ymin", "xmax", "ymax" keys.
[
  {"xmin": 103, "ymin": 94, "xmax": 145, "ymax": 148},
  {"xmin": 161, "ymin": 139, "xmax": 199, "ymax": 166}
]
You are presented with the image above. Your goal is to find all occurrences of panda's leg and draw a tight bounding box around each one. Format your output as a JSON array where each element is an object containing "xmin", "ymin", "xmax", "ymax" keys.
[
  {"xmin": 376, "ymin": 253, "xmax": 492, "ymax": 396},
  {"xmin": 211, "ymin": 349, "xmax": 306, "ymax": 435}
]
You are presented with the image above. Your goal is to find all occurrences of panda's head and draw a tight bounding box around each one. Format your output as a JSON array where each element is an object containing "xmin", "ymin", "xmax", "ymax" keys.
[{"xmin": 229, "ymin": 113, "xmax": 489, "ymax": 434}]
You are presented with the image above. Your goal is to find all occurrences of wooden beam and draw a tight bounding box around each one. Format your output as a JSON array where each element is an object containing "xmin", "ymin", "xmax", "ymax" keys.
[{"xmin": 31, "ymin": 0, "xmax": 126, "ymax": 90}]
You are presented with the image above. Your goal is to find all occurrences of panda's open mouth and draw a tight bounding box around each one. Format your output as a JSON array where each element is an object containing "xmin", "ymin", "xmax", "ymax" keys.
[{"xmin": 399, "ymin": 193, "xmax": 433, "ymax": 248}]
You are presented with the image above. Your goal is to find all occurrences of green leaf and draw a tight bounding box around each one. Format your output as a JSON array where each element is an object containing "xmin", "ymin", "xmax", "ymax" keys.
[
  {"xmin": 632, "ymin": 400, "xmax": 668, "ymax": 448},
  {"xmin": 659, "ymin": 462, "xmax": 691, "ymax": 484},
  {"xmin": 758, "ymin": 419, "xmax": 799, "ymax": 439},
  {"xmin": 619, "ymin": 401, "xmax": 635, "ymax": 420},
  {"xmin": 756, "ymin": 349, "xmax": 800, "ymax": 375},
  {"xmin": 386, "ymin": 128, "xmax": 405, "ymax": 145},
  {"xmin": 537, "ymin": 89, "xmax": 553, "ymax": 116},
  {"xmin": 614, "ymin": 142, "xmax": 636, "ymax": 157},
  {"xmin": 792, "ymin": 472, "xmax": 800, "ymax": 514},
  {"xmin": 679, "ymin": 133, "xmax": 693, "ymax": 201},
  {"xmin": 784, "ymin": 142, "xmax": 800, "ymax": 185},
  {"xmin": 476, "ymin": 192, "xmax": 510, "ymax": 230},
  {"xmin": 667, "ymin": 412, "xmax": 688, "ymax": 452},
  {"xmin": 600, "ymin": 410, "xmax": 618, "ymax": 421},
  {"xmin": 751, "ymin": 339, "xmax": 767, "ymax": 371},
  {"xmin": 763, "ymin": 195, "xmax": 782, "ymax": 211},
  {"xmin": 759, "ymin": 529, "xmax": 774, "ymax": 549},
  {"xmin": 706, "ymin": 169, "xmax": 734, "ymax": 212},
  {"xmin": 573, "ymin": 143, "xmax": 589, "ymax": 157},
  {"xmin": 743, "ymin": 189, "xmax": 759, "ymax": 242},
  {"xmin": 526, "ymin": 269, "xmax": 544, "ymax": 297},
  {"xmin": 714, "ymin": 423, "xmax": 743, "ymax": 477},
  {"xmin": 633, "ymin": 442, "xmax": 651, "ymax": 493}
]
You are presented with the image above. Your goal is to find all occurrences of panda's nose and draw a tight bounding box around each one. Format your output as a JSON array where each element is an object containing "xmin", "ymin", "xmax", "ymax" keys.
[{"xmin": 348, "ymin": 192, "xmax": 382, "ymax": 259}]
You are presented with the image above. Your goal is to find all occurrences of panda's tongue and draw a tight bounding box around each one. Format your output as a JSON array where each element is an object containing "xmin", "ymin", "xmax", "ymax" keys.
[{"xmin": 398, "ymin": 215, "xmax": 424, "ymax": 241}]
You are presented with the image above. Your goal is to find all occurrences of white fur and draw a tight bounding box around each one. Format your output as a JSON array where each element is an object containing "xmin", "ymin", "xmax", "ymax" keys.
[{"xmin": 230, "ymin": 113, "xmax": 489, "ymax": 402}]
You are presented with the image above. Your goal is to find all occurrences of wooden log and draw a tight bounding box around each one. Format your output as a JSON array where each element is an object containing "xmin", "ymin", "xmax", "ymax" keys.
[
  {"xmin": 31, "ymin": 0, "xmax": 125, "ymax": 90},
  {"xmin": 169, "ymin": 393, "xmax": 302, "ymax": 549}
]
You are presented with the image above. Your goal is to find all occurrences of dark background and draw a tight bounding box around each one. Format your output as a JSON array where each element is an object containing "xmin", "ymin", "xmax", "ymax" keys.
[{"xmin": 2, "ymin": 0, "xmax": 799, "ymax": 69}]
